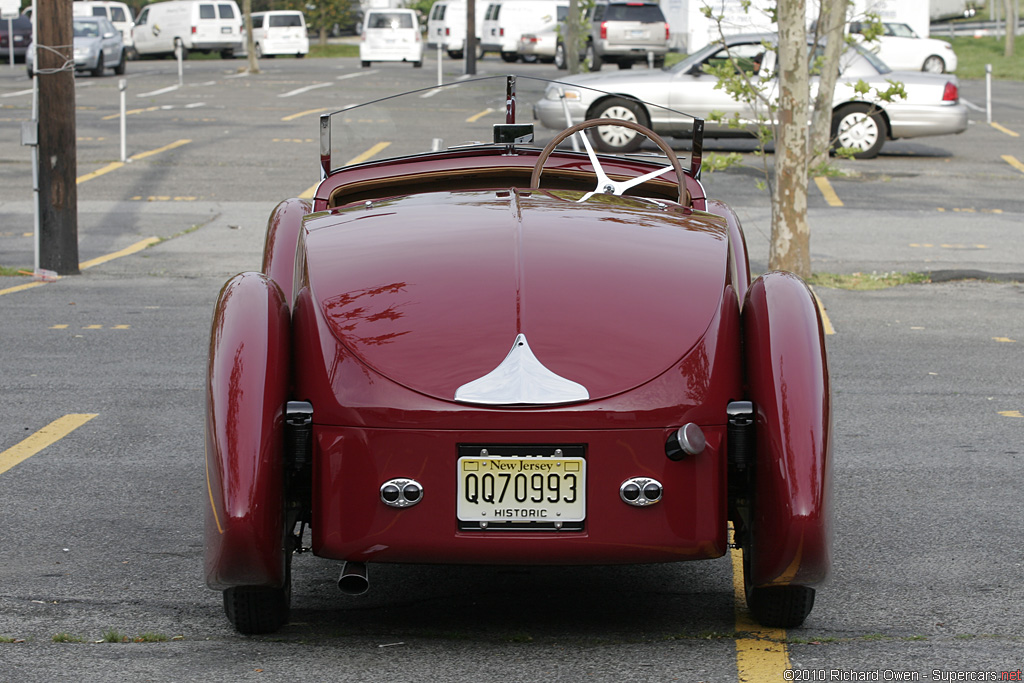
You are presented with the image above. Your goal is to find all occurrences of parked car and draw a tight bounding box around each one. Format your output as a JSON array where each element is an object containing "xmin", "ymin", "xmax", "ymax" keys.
[
  {"xmin": 204, "ymin": 74, "xmax": 832, "ymax": 635},
  {"xmin": 72, "ymin": 1, "xmax": 136, "ymax": 58},
  {"xmin": 516, "ymin": 6, "xmax": 568, "ymax": 63},
  {"xmin": 359, "ymin": 8, "xmax": 423, "ymax": 67},
  {"xmin": 555, "ymin": 0, "xmax": 669, "ymax": 71},
  {"xmin": 534, "ymin": 33, "xmax": 968, "ymax": 158},
  {"xmin": 480, "ymin": 0, "xmax": 566, "ymax": 62},
  {"xmin": 132, "ymin": 0, "xmax": 243, "ymax": 59},
  {"xmin": 245, "ymin": 10, "xmax": 309, "ymax": 58},
  {"xmin": 849, "ymin": 21, "xmax": 958, "ymax": 74},
  {"xmin": 27, "ymin": 16, "xmax": 126, "ymax": 77},
  {"xmin": 426, "ymin": 0, "xmax": 487, "ymax": 59},
  {"xmin": 0, "ymin": 15, "xmax": 33, "ymax": 63}
]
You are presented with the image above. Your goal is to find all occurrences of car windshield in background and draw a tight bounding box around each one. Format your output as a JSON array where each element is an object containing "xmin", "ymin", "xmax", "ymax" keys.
[
  {"xmin": 368, "ymin": 12, "xmax": 414, "ymax": 29},
  {"xmin": 604, "ymin": 4, "xmax": 665, "ymax": 21},
  {"xmin": 270, "ymin": 14, "xmax": 302, "ymax": 27},
  {"xmin": 74, "ymin": 20, "xmax": 101, "ymax": 37},
  {"xmin": 321, "ymin": 75, "xmax": 698, "ymax": 175}
]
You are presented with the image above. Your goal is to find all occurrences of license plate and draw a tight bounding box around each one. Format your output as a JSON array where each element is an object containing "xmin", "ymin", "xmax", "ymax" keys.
[
  {"xmin": 221, "ymin": 26, "xmax": 231, "ymax": 33},
  {"xmin": 457, "ymin": 453, "xmax": 585, "ymax": 527},
  {"xmin": 630, "ymin": 29, "xmax": 646, "ymax": 38}
]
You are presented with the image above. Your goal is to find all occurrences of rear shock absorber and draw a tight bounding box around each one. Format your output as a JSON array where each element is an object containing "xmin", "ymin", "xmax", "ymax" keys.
[
  {"xmin": 727, "ymin": 401, "xmax": 755, "ymax": 472},
  {"xmin": 284, "ymin": 400, "xmax": 314, "ymax": 546}
]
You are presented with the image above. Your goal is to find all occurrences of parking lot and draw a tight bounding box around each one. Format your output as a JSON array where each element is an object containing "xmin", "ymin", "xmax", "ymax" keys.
[{"xmin": 1, "ymin": 55, "xmax": 1022, "ymax": 681}]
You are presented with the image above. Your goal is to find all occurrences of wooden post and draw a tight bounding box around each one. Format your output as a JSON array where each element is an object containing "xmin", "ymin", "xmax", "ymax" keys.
[
  {"xmin": 466, "ymin": 0, "xmax": 476, "ymax": 75},
  {"xmin": 36, "ymin": 0, "xmax": 79, "ymax": 274}
]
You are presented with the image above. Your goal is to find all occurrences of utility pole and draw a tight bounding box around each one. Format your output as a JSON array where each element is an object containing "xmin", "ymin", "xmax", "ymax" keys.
[
  {"xmin": 36, "ymin": 0, "xmax": 79, "ymax": 274},
  {"xmin": 466, "ymin": 0, "xmax": 476, "ymax": 75}
]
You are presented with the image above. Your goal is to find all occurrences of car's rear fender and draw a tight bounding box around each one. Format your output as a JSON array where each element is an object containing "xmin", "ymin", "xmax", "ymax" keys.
[
  {"xmin": 262, "ymin": 197, "xmax": 312, "ymax": 308},
  {"xmin": 205, "ymin": 272, "xmax": 291, "ymax": 590},
  {"xmin": 742, "ymin": 271, "xmax": 832, "ymax": 587}
]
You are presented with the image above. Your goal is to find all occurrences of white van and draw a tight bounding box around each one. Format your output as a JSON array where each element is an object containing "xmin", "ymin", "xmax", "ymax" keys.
[
  {"xmin": 426, "ymin": 0, "xmax": 487, "ymax": 59},
  {"xmin": 248, "ymin": 10, "xmax": 309, "ymax": 58},
  {"xmin": 481, "ymin": 0, "xmax": 567, "ymax": 62},
  {"xmin": 359, "ymin": 8, "xmax": 423, "ymax": 67},
  {"xmin": 132, "ymin": 0, "xmax": 243, "ymax": 59},
  {"xmin": 73, "ymin": 1, "xmax": 136, "ymax": 54}
]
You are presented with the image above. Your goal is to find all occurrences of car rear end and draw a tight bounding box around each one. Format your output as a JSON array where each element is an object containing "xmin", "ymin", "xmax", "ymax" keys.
[
  {"xmin": 360, "ymin": 9, "xmax": 423, "ymax": 65},
  {"xmin": 0, "ymin": 16, "xmax": 33, "ymax": 61},
  {"xmin": 594, "ymin": 1, "xmax": 669, "ymax": 67},
  {"xmin": 262, "ymin": 11, "xmax": 308, "ymax": 56},
  {"xmin": 191, "ymin": 1, "xmax": 242, "ymax": 56}
]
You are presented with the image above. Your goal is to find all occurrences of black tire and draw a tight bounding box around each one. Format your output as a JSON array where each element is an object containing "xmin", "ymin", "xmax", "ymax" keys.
[
  {"xmin": 588, "ymin": 96, "xmax": 649, "ymax": 153},
  {"xmin": 113, "ymin": 49, "xmax": 126, "ymax": 75},
  {"xmin": 91, "ymin": 53, "xmax": 105, "ymax": 77},
  {"xmin": 585, "ymin": 42, "xmax": 600, "ymax": 71},
  {"xmin": 746, "ymin": 585, "xmax": 816, "ymax": 629},
  {"xmin": 617, "ymin": 60, "xmax": 633, "ymax": 69},
  {"xmin": 553, "ymin": 42, "xmax": 566, "ymax": 70},
  {"xmin": 412, "ymin": 60, "xmax": 422, "ymax": 68},
  {"xmin": 221, "ymin": 49, "xmax": 235, "ymax": 59},
  {"xmin": 831, "ymin": 103, "xmax": 886, "ymax": 159},
  {"xmin": 223, "ymin": 551, "xmax": 292, "ymax": 635},
  {"xmin": 500, "ymin": 51, "xmax": 518, "ymax": 63},
  {"xmin": 922, "ymin": 55, "xmax": 945, "ymax": 73},
  {"xmin": 361, "ymin": 60, "xmax": 370, "ymax": 67},
  {"xmin": 295, "ymin": 52, "xmax": 304, "ymax": 58},
  {"xmin": 447, "ymin": 49, "xmax": 463, "ymax": 59}
]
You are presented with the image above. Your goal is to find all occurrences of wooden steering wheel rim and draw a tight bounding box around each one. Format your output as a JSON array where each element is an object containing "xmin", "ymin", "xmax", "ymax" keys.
[{"xmin": 530, "ymin": 118, "xmax": 689, "ymax": 205}]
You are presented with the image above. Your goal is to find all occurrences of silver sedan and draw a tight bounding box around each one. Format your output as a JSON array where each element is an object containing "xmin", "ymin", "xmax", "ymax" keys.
[
  {"xmin": 27, "ymin": 16, "xmax": 126, "ymax": 78},
  {"xmin": 534, "ymin": 33, "xmax": 968, "ymax": 159}
]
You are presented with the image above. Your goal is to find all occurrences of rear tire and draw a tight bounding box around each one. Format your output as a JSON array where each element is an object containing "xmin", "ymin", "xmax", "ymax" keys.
[
  {"xmin": 361, "ymin": 60, "xmax": 370, "ymax": 67},
  {"xmin": 91, "ymin": 53, "xmax": 105, "ymax": 77},
  {"xmin": 412, "ymin": 60, "xmax": 422, "ymax": 68},
  {"xmin": 585, "ymin": 42, "xmax": 600, "ymax": 71},
  {"xmin": 223, "ymin": 550, "xmax": 292, "ymax": 635},
  {"xmin": 831, "ymin": 103, "xmax": 885, "ymax": 159},
  {"xmin": 500, "ymin": 51, "xmax": 518, "ymax": 63},
  {"xmin": 922, "ymin": 55, "xmax": 945, "ymax": 73},
  {"xmin": 746, "ymin": 585, "xmax": 816, "ymax": 629},
  {"xmin": 113, "ymin": 49, "xmax": 126, "ymax": 75}
]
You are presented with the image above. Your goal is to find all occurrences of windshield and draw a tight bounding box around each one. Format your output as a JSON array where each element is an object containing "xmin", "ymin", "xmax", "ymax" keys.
[{"xmin": 319, "ymin": 75, "xmax": 702, "ymax": 177}]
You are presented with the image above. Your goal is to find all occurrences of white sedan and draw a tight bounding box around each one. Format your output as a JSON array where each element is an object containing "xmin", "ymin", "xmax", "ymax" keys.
[
  {"xmin": 850, "ymin": 21, "xmax": 958, "ymax": 74},
  {"xmin": 533, "ymin": 33, "xmax": 968, "ymax": 159}
]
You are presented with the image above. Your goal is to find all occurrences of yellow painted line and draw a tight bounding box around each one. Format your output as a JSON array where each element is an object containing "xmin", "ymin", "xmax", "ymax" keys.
[
  {"xmin": 731, "ymin": 529, "xmax": 791, "ymax": 681},
  {"xmin": 999, "ymin": 410, "xmax": 1023, "ymax": 418},
  {"xmin": 80, "ymin": 236, "xmax": 161, "ymax": 270},
  {"xmin": 0, "ymin": 413, "xmax": 98, "ymax": 476},
  {"xmin": 993, "ymin": 337, "xmax": 1016, "ymax": 343},
  {"xmin": 298, "ymin": 141, "xmax": 393, "ymax": 199},
  {"xmin": 1002, "ymin": 155, "xmax": 1024, "ymax": 174},
  {"xmin": 467, "ymin": 107, "xmax": 495, "ymax": 123},
  {"xmin": 810, "ymin": 287, "xmax": 836, "ymax": 335},
  {"xmin": 991, "ymin": 122, "xmax": 1020, "ymax": 137},
  {"xmin": 101, "ymin": 106, "xmax": 159, "ymax": 120},
  {"xmin": 130, "ymin": 139, "xmax": 190, "ymax": 161},
  {"xmin": 77, "ymin": 140, "xmax": 191, "ymax": 184},
  {"xmin": 282, "ymin": 107, "xmax": 329, "ymax": 122},
  {"xmin": 0, "ymin": 281, "xmax": 48, "ymax": 296},
  {"xmin": 813, "ymin": 176, "xmax": 843, "ymax": 207}
]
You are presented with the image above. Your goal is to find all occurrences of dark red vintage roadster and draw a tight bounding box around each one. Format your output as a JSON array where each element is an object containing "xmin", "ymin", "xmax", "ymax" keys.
[{"xmin": 205, "ymin": 75, "xmax": 831, "ymax": 634}]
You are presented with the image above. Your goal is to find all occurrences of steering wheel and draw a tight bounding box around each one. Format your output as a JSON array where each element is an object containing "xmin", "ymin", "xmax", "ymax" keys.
[{"xmin": 530, "ymin": 118, "xmax": 689, "ymax": 205}]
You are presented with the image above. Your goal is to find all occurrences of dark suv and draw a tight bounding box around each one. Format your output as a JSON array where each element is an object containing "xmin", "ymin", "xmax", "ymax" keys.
[{"xmin": 556, "ymin": 1, "xmax": 669, "ymax": 71}]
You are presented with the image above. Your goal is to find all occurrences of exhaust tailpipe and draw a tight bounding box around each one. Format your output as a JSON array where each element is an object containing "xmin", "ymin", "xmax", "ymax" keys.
[{"xmin": 338, "ymin": 561, "xmax": 369, "ymax": 595}]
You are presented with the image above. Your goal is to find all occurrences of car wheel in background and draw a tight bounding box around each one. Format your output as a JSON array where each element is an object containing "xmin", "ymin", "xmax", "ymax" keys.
[
  {"xmin": 413, "ymin": 60, "xmax": 422, "ymax": 67},
  {"xmin": 500, "ymin": 51, "xmax": 518, "ymax": 62},
  {"xmin": 585, "ymin": 42, "xmax": 600, "ymax": 71},
  {"xmin": 91, "ymin": 53, "xmax": 104, "ymax": 77},
  {"xmin": 588, "ymin": 97, "xmax": 649, "ymax": 153},
  {"xmin": 617, "ymin": 60, "xmax": 632, "ymax": 69},
  {"xmin": 554, "ymin": 41, "xmax": 566, "ymax": 69},
  {"xmin": 832, "ymin": 103, "xmax": 886, "ymax": 159},
  {"xmin": 447, "ymin": 49, "xmax": 463, "ymax": 59},
  {"xmin": 361, "ymin": 60, "xmax": 370, "ymax": 67},
  {"xmin": 114, "ymin": 50, "xmax": 126, "ymax": 75},
  {"xmin": 922, "ymin": 55, "xmax": 945, "ymax": 73}
]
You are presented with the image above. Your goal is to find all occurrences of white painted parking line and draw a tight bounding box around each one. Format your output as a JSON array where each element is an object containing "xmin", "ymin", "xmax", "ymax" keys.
[
  {"xmin": 960, "ymin": 97, "xmax": 983, "ymax": 112},
  {"xmin": 138, "ymin": 85, "xmax": 180, "ymax": 97},
  {"xmin": 279, "ymin": 82, "xmax": 334, "ymax": 98},
  {"xmin": 338, "ymin": 71, "xmax": 376, "ymax": 80}
]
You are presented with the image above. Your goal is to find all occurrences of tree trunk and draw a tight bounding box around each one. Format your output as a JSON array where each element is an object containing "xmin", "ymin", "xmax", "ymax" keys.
[
  {"xmin": 566, "ymin": 0, "xmax": 580, "ymax": 74},
  {"xmin": 770, "ymin": 0, "xmax": 811, "ymax": 278},
  {"xmin": 808, "ymin": 0, "xmax": 846, "ymax": 170},
  {"xmin": 244, "ymin": 0, "xmax": 259, "ymax": 74}
]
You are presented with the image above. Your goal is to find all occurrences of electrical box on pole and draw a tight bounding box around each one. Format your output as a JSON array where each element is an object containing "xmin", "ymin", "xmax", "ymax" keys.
[{"xmin": 36, "ymin": 0, "xmax": 80, "ymax": 275}]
